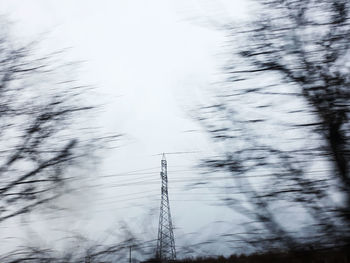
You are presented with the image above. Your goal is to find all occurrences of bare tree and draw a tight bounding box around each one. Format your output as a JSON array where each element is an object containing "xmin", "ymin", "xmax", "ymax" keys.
[
  {"xmin": 0, "ymin": 22, "xmax": 95, "ymax": 223},
  {"xmin": 197, "ymin": 0, "xmax": 350, "ymax": 251},
  {"xmin": 0, "ymin": 240, "xmax": 132, "ymax": 263},
  {"xmin": 0, "ymin": 226, "xmax": 153, "ymax": 263}
]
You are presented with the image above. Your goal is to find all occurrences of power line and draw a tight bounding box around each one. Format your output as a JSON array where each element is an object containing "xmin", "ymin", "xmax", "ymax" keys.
[
  {"xmin": 80, "ymin": 170, "xmax": 334, "ymax": 191},
  {"xmin": 152, "ymin": 151, "xmax": 200, "ymax": 156}
]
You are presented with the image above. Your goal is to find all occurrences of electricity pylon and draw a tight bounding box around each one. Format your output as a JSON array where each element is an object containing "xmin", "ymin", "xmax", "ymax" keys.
[{"xmin": 156, "ymin": 153, "xmax": 176, "ymax": 262}]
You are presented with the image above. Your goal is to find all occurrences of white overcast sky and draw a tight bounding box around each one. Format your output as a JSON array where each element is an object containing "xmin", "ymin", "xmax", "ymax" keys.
[{"xmin": 0, "ymin": 0, "xmax": 252, "ymax": 257}]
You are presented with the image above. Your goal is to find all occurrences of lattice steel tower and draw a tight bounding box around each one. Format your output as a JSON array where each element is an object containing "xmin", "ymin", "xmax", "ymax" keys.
[{"xmin": 156, "ymin": 153, "xmax": 176, "ymax": 261}]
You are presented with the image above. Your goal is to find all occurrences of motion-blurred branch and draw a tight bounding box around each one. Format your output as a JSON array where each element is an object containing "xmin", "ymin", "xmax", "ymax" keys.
[
  {"xmin": 196, "ymin": 0, "xmax": 350, "ymax": 251},
  {"xmin": 0, "ymin": 19, "xmax": 109, "ymax": 223}
]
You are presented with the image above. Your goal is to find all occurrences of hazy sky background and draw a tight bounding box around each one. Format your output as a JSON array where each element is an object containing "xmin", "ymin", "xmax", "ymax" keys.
[{"xmin": 0, "ymin": 0, "xmax": 252, "ymax": 257}]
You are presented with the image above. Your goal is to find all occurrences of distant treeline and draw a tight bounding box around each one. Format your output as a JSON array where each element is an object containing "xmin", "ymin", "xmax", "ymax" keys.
[{"xmin": 144, "ymin": 247, "xmax": 349, "ymax": 263}]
